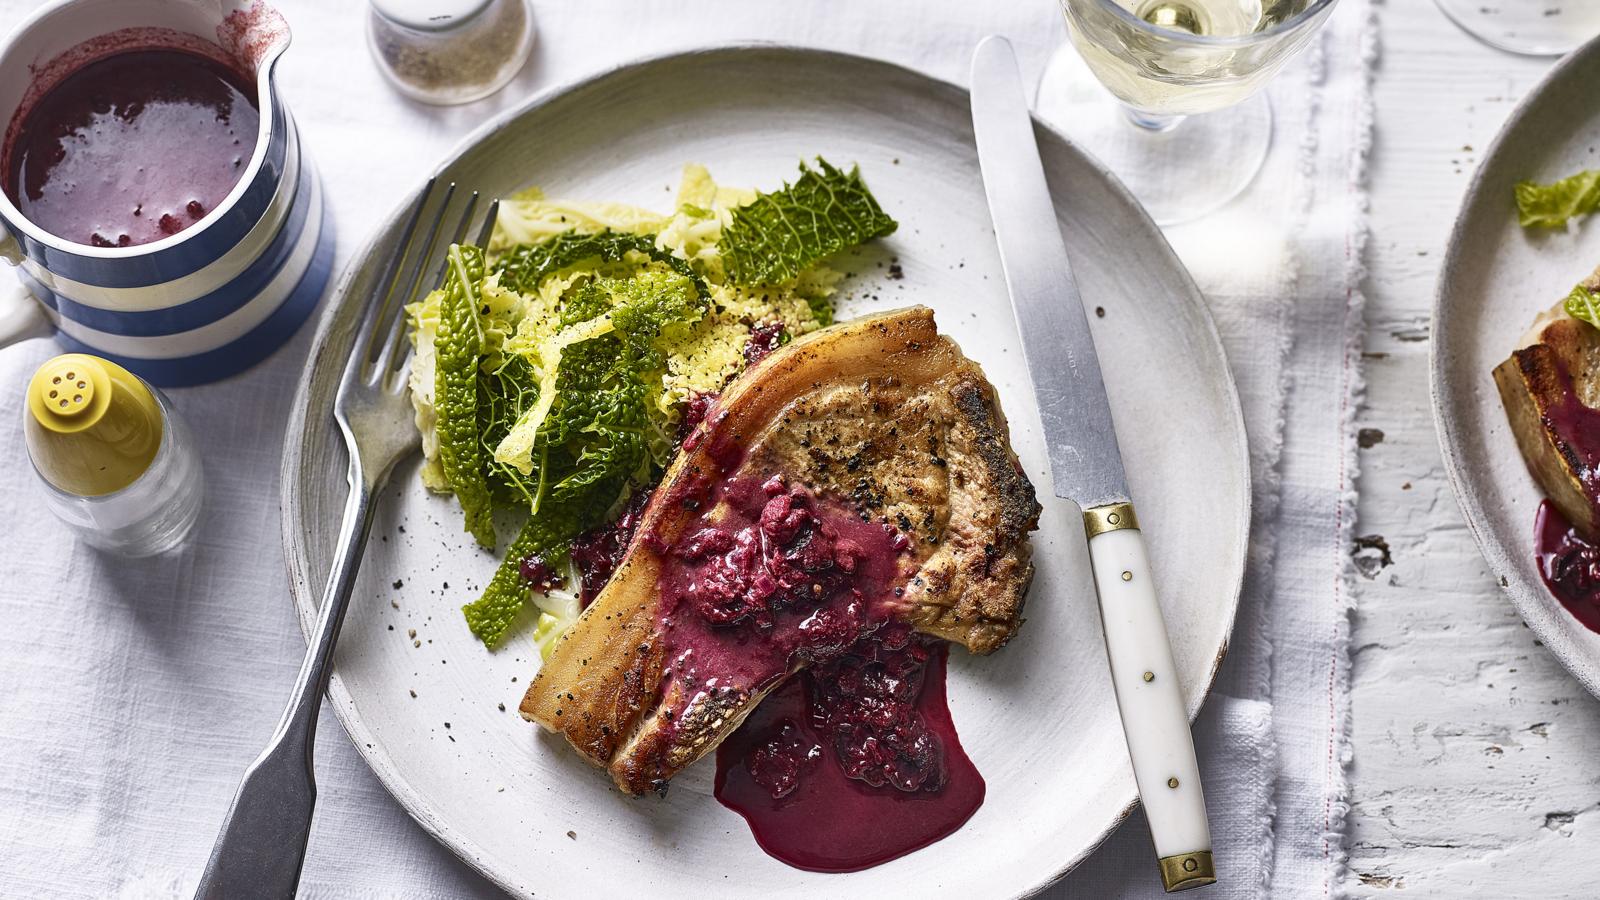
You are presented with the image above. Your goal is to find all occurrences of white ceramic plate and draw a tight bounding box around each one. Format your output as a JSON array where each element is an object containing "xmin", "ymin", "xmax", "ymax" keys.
[
  {"xmin": 1435, "ymin": 36, "xmax": 1600, "ymax": 698},
  {"xmin": 281, "ymin": 46, "xmax": 1248, "ymax": 899}
]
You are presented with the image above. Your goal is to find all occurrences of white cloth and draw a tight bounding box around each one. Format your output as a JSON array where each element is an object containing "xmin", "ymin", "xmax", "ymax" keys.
[
  {"xmin": 0, "ymin": 1, "xmax": 1374, "ymax": 897},
  {"xmin": 1047, "ymin": 2, "xmax": 1377, "ymax": 898}
]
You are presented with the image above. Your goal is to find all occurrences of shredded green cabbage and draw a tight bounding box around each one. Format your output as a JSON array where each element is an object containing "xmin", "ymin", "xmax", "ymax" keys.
[
  {"xmin": 461, "ymin": 269, "xmax": 703, "ymax": 646},
  {"xmin": 491, "ymin": 187, "xmax": 667, "ymax": 250},
  {"xmin": 405, "ymin": 288, "xmax": 447, "ymax": 492},
  {"xmin": 721, "ymin": 158, "xmax": 898, "ymax": 285},
  {"xmin": 464, "ymin": 515, "xmax": 574, "ymax": 646},
  {"xmin": 406, "ymin": 159, "xmax": 896, "ymax": 647},
  {"xmin": 433, "ymin": 245, "xmax": 496, "ymax": 549},
  {"xmin": 1565, "ymin": 284, "xmax": 1600, "ymax": 329},
  {"xmin": 1516, "ymin": 169, "xmax": 1600, "ymax": 228}
]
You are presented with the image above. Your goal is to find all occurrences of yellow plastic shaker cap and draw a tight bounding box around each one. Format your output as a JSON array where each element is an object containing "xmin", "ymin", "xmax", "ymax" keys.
[{"xmin": 23, "ymin": 354, "xmax": 164, "ymax": 496}]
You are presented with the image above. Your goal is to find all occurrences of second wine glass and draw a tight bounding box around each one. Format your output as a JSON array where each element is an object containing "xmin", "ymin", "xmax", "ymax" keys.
[
  {"xmin": 1037, "ymin": 0, "xmax": 1339, "ymax": 224},
  {"xmin": 1434, "ymin": 0, "xmax": 1600, "ymax": 57}
]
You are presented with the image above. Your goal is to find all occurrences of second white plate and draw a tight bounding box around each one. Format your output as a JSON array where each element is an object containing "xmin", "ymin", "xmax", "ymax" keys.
[{"xmin": 1435, "ymin": 35, "xmax": 1600, "ymax": 697}]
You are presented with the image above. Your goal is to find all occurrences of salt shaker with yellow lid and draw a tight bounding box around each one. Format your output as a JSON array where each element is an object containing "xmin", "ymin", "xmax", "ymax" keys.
[{"xmin": 23, "ymin": 353, "xmax": 203, "ymax": 556}]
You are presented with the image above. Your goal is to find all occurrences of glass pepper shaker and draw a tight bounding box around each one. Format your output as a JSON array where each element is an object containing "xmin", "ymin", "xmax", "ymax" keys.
[
  {"xmin": 22, "ymin": 354, "xmax": 204, "ymax": 557},
  {"xmin": 366, "ymin": 0, "xmax": 536, "ymax": 106}
]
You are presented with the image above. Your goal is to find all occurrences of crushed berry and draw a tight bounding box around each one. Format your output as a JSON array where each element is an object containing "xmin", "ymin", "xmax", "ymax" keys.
[
  {"xmin": 794, "ymin": 596, "xmax": 870, "ymax": 659},
  {"xmin": 1551, "ymin": 539, "xmax": 1600, "ymax": 594},
  {"xmin": 739, "ymin": 624, "xmax": 946, "ymax": 800},
  {"xmin": 569, "ymin": 488, "xmax": 653, "ymax": 605},
  {"xmin": 744, "ymin": 321, "xmax": 788, "ymax": 366},
  {"xmin": 518, "ymin": 554, "xmax": 562, "ymax": 595},
  {"xmin": 674, "ymin": 482, "xmax": 871, "ymax": 633},
  {"xmin": 678, "ymin": 391, "xmax": 720, "ymax": 445},
  {"xmin": 747, "ymin": 719, "xmax": 821, "ymax": 799},
  {"xmin": 810, "ymin": 624, "xmax": 945, "ymax": 793}
]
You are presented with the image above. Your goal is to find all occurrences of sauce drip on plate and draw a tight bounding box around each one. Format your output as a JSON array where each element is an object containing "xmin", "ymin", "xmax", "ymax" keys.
[
  {"xmin": 1535, "ymin": 500, "xmax": 1600, "ymax": 633},
  {"xmin": 4, "ymin": 49, "xmax": 259, "ymax": 247},
  {"xmin": 714, "ymin": 626, "xmax": 984, "ymax": 872}
]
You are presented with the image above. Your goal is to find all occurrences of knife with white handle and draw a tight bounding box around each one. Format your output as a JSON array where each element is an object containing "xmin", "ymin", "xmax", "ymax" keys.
[{"xmin": 969, "ymin": 35, "xmax": 1215, "ymax": 892}]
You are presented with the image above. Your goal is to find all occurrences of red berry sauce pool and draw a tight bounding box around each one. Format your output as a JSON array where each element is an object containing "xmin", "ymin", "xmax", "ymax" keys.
[
  {"xmin": 4, "ymin": 49, "xmax": 258, "ymax": 247},
  {"xmin": 644, "ymin": 469, "xmax": 984, "ymax": 871},
  {"xmin": 1535, "ymin": 500, "xmax": 1600, "ymax": 634},
  {"xmin": 714, "ymin": 625, "xmax": 985, "ymax": 872}
]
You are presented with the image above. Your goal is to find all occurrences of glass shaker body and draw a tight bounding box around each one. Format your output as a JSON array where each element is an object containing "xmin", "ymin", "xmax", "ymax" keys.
[
  {"xmin": 367, "ymin": 0, "xmax": 535, "ymax": 105},
  {"xmin": 32, "ymin": 387, "xmax": 204, "ymax": 556}
]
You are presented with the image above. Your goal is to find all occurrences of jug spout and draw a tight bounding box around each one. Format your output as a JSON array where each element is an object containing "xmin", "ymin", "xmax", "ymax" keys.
[{"xmin": 216, "ymin": 1, "xmax": 293, "ymax": 77}]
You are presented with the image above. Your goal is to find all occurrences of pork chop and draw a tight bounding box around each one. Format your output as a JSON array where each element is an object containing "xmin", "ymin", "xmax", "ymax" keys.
[
  {"xmin": 520, "ymin": 306, "xmax": 1040, "ymax": 795},
  {"xmin": 1495, "ymin": 264, "xmax": 1600, "ymax": 539}
]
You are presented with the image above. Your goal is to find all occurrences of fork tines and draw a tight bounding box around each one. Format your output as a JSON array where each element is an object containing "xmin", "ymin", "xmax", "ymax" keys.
[{"xmin": 351, "ymin": 180, "xmax": 499, "ymax": 390}]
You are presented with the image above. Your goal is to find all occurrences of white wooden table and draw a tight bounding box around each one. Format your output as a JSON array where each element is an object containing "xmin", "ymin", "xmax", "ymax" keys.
[
  {"xmin": 0, "ymin": 0, "xmax": 1587, "ymax": 894},
  {"xmin": 1346, "ymin": 3, "xmax": 1599, "ymax": 895}
]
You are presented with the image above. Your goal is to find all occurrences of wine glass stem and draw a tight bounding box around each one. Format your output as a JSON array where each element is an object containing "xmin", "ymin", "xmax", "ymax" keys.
[{"xmin": 1121, "ymin": 105, "xmax": 1185, "ymax": 133}]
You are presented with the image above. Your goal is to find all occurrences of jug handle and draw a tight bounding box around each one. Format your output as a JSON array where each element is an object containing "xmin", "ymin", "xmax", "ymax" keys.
[{"xmin": 0, "ymin": 233, "xmax": 50, "ymax": 348}]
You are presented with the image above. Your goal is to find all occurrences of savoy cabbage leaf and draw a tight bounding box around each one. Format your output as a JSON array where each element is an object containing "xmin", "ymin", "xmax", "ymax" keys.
[
  {"xmin": 1516, "ymin": 169, "xmax": 1600, "ymax": 228},
  {"xmin": 720, "ymin": 158, "xmax": 897, "ymax": 285}
]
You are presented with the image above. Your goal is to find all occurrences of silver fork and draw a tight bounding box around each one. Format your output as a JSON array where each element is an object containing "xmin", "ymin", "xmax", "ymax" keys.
[{"xmin": 196, "ymin": 181, "xmax": 497, "ymax": 899}]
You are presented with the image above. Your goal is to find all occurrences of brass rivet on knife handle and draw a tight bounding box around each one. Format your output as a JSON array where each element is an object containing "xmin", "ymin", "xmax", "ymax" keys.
[
  {"xmin": 1083, "ymin": 501, "xmax": 1140, "ymax": 537},
  {"xmin": 1158, "ymin": 850, "xmax": 1216, "ymax": 892}
]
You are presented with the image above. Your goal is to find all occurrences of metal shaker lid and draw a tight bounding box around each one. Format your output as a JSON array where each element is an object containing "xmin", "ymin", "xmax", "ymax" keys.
[{"xmin": 369, "ymin": 0, "xmax": 495, "ymax": 32}]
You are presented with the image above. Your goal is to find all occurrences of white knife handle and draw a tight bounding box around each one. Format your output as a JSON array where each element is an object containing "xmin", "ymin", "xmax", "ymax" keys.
[{"xmin": 1084, "ymin": 502, "xmax": 1215, "ymax": 892}]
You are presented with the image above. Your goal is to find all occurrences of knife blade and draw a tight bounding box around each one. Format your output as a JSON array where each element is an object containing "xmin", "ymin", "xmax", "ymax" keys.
[{"xmin": 970, "ymin": 35, "xmax": 1216, "ymax": 893}]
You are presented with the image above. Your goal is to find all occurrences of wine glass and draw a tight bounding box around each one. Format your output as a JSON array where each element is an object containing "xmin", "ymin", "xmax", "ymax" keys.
[
  {"xmin": 1036, "ymin": 0, "xmax": 1339, "ymax": 224},
  {"xmin": 1434, "ymin": 0, "xmax": 1600, "ymax": 56}
]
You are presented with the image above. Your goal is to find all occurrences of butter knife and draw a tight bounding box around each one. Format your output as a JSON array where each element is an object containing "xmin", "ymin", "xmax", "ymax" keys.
[{"xmin": 969, "ymin": 35, "xmax": 1215, "ymax": 893}]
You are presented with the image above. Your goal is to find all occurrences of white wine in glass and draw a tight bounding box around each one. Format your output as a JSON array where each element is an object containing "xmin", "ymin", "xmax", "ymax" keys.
[
  {"xmin": 1073, "ymin": 0, "xmax": 1314, "ymax": 116},
  {"xmin": 1038, "ymin": 0, "xmax": 1337, "ymax": 223}
]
